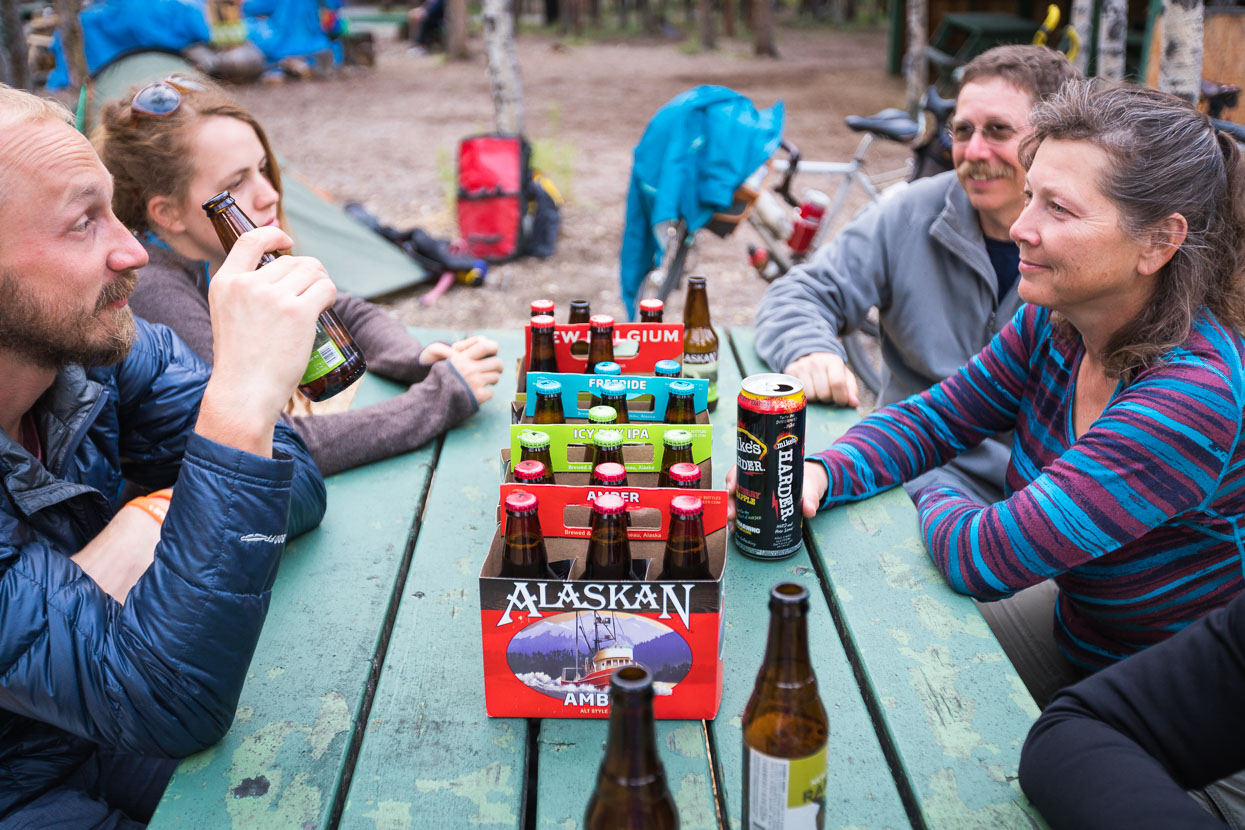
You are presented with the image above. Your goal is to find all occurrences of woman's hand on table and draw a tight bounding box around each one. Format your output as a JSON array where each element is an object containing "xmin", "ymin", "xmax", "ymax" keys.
[{"xmin": 724, "ymin": 460, "xmax": 829, "ymax": 522}]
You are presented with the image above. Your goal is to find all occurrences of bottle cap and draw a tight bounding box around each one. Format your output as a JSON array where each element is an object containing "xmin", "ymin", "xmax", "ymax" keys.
[
  {"xmin": 513, "ymin": 460, "xmax": 548, "ymax": 482},
  {"xmin": 518, "ymin": 429, "xmax": 550, "ymax": 450},
  {"xmin": 601, "ymin": 379, "xmax": 628, "ymax": 395},
  {"xmin": 593, "ymin": 462, "xmax": 627, "ymax": 484},
  {"xmin": 663, "ymin": 429, "xmax": 693, "ymax": 448},
  {"xmin": 505, "ymin": 491, "xmax": 538, "ymax": 514},
  {"xmin": 669, "ymin": 380, "xmax": 695, "ymax": 396},
  {"xmin": 530, "ymin": 314, "xmax": 555, "ymax": 329},
  {"xmin": 639, "ymin": 298, "xmax": 664, "ymax": 313},
  {"xmin": 592, "ymin": 492, "xmax": 626, "ymax": 515},
  {"xmin": 654, "ymin": 359, "xmax": 681, "ymax": 377},
  {"xmin": 593, "ymin": 361, "xmax": 621, "ymax": 376},
  {"xmin": 534, "ymin": 378, "xmax": 562, "ymax": 395},
  {"xmin": 530, "ymin": 299, "xmax": 555, "ymax": 315},
  {"xmin": 589, "ymin": 314, "xmax": 615, "ymax": 328},
  {"xmin": 669, "ymin": 462, "xmax": 701, "ymax": 484},
  {"xmin": 593, "ymin": 428, "xmax": 624, "ymax": 449},
  {"xmin": 670, "ymin": 494, "xmax": 703, "ymax": 517},
  {"xmin": 588, "ymin": 406, "xmax": 618, "ymax": 424}
]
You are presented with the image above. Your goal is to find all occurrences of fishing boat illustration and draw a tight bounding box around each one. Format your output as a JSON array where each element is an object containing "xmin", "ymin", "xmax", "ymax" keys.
[{"xmin": 558, "ymin": 611, "xmax": 643, "ymax": 687}]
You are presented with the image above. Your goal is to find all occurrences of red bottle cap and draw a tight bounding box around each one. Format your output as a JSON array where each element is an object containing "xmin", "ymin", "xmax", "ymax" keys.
[
  {"xmin": 639, "ymin": 298, "xmax": 664, "ymax": 313},
  {"xmin": 513, "ymin": 460, "xmax": 548, "ymax": 482},
  {"xmin": 589, "ymin": 314, "xmax": 615, "ymax": 328},
  {"xmin": 505, "ymin": 491, "xmax": 538, "ymax": 514},
  {"xmin": 593, "ymin": 462, "xmax": 627, "ymax": 484},
  {"xmin": 670, "ymin": 495, "xmax": 703, "ymax": 517},
  {"xmin": 669, "ymin": 462, "xmax": 701, "ymax": 484},
  {"xmin": 531, "ymin": 314, "xmax": 555, "ymax": 329},
  {"xmin": 530, "ymin": 298, "xmax": 555, "ymax": 315},
  {"xmin": 592, "ymin": 493, "xmax": 626, "ymax": 515}
]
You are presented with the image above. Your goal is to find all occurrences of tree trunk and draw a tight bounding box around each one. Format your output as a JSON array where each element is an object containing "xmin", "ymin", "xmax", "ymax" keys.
[
  {"xmin": 1, "ymin": 0, "xmax": 28, "ymax": 89},
  {"xmin": 721, "ymin": 0, "xmax": 734, "ymax": 37},
  {"xmin": 698, "ymin": 0, "xmax": 716, "ymax": 48},
  {"xmin": 54, "ymin": 0, "xmax": 87, "ymax": 88},
  {"xmin": 1096, "ymin": 0, "xmax": 1128, "ymax": 80},
  {"xmin": 829, "ymin": 0, "xmax": 848, "ymax": 24},
  {"xmin": 484, "ymin": 0, "xmax": 525, "ymax": 133},
  {"xmin": 589, "ymin": 0, "xmax": 601, "ymax": 27},
  {"xmin": 1069, "ymin": 0, "xmax": 1092, "ymax": 74},
  {"xmin": 753, "ymin": 0, "xmax": 776, "ymax": 54},
  {"xmin": 904, "ymin": 0, "xmax": 927, "ymax": 114},
  {"xmin": 448, "ymin": 0, "xmax": 470, "ymax": 58},
  {"xmin": 1158, "ymin": 0, "xmax": 1203, "ymax": 104}
]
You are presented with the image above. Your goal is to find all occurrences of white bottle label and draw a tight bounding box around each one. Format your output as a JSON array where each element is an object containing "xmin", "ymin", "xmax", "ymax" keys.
[{"xmin": 747, "ymin": 745, "xmax": 827, "ymax": 829}]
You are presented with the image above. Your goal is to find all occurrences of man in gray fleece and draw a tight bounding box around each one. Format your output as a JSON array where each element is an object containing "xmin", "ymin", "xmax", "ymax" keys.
[{"xmin": 754, "ymin": 45, "xmax": 1079, "ymax": 505}]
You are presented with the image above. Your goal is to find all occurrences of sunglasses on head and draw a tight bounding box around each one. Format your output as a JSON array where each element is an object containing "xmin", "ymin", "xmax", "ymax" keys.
[{"xmin": 130, "ymin": 75, "xmax": 208, "ymax": 118}]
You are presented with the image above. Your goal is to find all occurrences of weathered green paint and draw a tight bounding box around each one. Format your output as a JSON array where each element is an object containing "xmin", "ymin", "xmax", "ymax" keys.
[
  {"xmin": 150, "ymin": 361, "xmax": 440, "ymax": 829},
  {"xmin": 339, "ymin": 330, "xmax": 527, "ymax": 830},
  {"xmin": 730, "ymin": 328, "xmax": 1047, "ymax": 828}
]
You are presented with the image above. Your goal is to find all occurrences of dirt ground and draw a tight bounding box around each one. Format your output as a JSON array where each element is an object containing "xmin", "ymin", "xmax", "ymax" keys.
[{"xmin": 229, "ymin": 23, "xmax": 912, "ymax": 331}]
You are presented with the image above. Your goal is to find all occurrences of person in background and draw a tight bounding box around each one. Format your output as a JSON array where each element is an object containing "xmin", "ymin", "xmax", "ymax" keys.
[
  {"xmin": 407, "ymin": 0, "xmax": 445, "ymax": 55},
  {"xmin": 754, "ymin": 45, "xmax": 1079, "ymax": 506},
  {"xmin": 94, "ymin": 75, "xmax": 501, "ymax": 477}
]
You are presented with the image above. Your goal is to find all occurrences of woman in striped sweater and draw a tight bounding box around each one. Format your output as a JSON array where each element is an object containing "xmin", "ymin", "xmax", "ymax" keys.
[{"xmin": 746, "ymin": 81, "xmax": 1245, "ymax": 707}]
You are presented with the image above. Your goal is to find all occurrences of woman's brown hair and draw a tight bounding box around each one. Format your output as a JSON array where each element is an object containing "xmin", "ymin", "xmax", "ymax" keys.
[{"xmin": 93, "ymin": 77, "xmax": 287, "ymax": 236}]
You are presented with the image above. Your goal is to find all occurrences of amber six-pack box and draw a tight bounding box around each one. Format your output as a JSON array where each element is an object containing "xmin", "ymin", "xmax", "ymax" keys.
[
  {"xmin": 500, "ymin": 422, "xmax": 715, "ymax": 488},
  {"xmin": 479, "ymin": 483, "xmax": 727, "ymax": 719},
  {"xmin": 514, "ymin": 320, "xmax": 685, "ymax": 397}
]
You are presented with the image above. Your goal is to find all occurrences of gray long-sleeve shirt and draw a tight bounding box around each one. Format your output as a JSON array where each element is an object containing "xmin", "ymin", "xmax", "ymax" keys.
[
  {"xmin": 129, "ymin": 239, "xmax": 478, "ymax": 476},
  {"xmin": 754, "ymin": 171, "xmax": 1022, "ymax": 505}
]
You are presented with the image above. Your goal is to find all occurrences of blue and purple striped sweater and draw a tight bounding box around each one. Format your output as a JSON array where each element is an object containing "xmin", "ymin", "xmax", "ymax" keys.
[{"xmin": 812, "ymin": 304, "xmax": 1245, "ymax": 670}]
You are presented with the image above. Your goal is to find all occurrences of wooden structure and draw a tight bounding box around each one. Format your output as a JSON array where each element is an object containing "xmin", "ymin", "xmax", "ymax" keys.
[
  {"xmin": 147, "ymin": 326, "xmax": 1046, "ymax": 829},
  {"xmin": 1145, "ymin": 4, "xmax": 1245, "ymax": 114}
]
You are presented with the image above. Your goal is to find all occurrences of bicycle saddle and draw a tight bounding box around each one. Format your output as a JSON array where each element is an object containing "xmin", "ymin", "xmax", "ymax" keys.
[
  {"xmin": 1212, "ymin": 117, "xmax": 1245, "ymax": 145},
  {"xmin": 844, "ymin": 108, "xmax": 919, "ymax": 143},
  {"xmin": 923, "ymin": 86, "xmax": 956, "ymax": 122},
  {"xmin": 1202, "ymin": 80, "xmax": 1241, "ymax": 118}
]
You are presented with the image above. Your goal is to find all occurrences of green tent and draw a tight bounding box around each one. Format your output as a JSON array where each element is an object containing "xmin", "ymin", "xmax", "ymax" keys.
[{"xmin": 78, "ymin": 51, "xmax": 429, "ymax": 299}]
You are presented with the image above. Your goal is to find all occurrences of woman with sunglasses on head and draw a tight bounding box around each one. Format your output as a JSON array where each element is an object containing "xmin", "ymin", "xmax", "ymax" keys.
[{"xmin": 94, "ymin": 77, "xmax": 503, "ymax": 476}]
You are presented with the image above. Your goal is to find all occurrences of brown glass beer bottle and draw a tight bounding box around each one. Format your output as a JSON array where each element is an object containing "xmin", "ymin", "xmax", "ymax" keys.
[
  {"xmin": 533, "ymin": 379, "xmax": 566, "ymax": 425},
  {"xmin": 599, "ymin": 379, "xmax": 630, "ymax": 424},
  {"xmin": 513, "ymin": 459, "xmax": 552, "ymax": 485},
  {"xmin": 518, "ymin": 430, "xmax": 557, "ymax": 484},
  {"xmin": 530, "ymin": 298, "xmax": 555, "ymax": 318},
  {"xmin": 668, "ymin": 462, "xmax": 702, "ymax": 489},
  {"xmin": 529, "ymin": 314, "xmax": 560, "ymax": 374},
  {"xmin": 568, "ymin": 298, "xmax": 591, "ymax": 323},
  {"xmin": 742, "ymin": 583, "xmax": 829, "ymax": 830},
  {"xmin": 587, "ymin": 315, "xmax": 616, "ymax": 375},
  {"xmin": 588, "ymin": 406, "xmax": 619, "ymax": 425},
  {"xmin": 499, "ymin": 491, "xmax": 553, "ymax": 579},
  {"xmin": 584, "ymin": 665, "xmax": 679, "ymax": 830},
  {"xmin": 682, "ymin": 276, "xmax": 719, "ymax": 412},
  {"xmin": 657, "ymin": 430, "xmax": 695, "ymax": 487},
  {"xmin": 582, "ymin": 493, "xmax": 633, "ymax": 581},
  {"xmin": 203, "ymin": 191, "xmax": 366, "ymax": 401},
  {"xmin": 662, "ymin": 495, "xmax": 712, "ymax": 580},
  {"xmin": 591, "ymin": 429, "xmax": 625, "ymax": 472},
  {"xmin": 638, "ymin": 298, "xmax": 665, "ymax": 323},
  {"xmin": 654, "ymin": 359, "xmax": 682, "ymax": 378},
  {"xmin": 591, "ymin": 461, "xmax": 629, "ymax": 488},
  {"xmin": 663, "ymin": 381, "xmax": 697, "ymax": 425},
  {"xmin": 590, "ymin": 361, "xmax": 622, "ymax": 409}
]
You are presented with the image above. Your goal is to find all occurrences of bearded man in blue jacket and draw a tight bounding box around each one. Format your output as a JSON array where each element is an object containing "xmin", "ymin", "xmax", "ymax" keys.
[{"xmin": 0, "ymin": 85, "xmax": 331, "ymax": 828}]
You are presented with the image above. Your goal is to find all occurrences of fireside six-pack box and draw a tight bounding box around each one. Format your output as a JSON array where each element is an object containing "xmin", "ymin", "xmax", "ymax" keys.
[
  {"xmin": 501, "ymin": 422, "xmax": 714, "ymax": 487},
  {"xmin": 514, "ymin": 321, "xmax": 686, "ymax": 397},
  {"xmin": 479, "ymin": 483, "xmax": 727, "ymax": 718},
  {"xmin": 512, "ymin": 372, "xmax": 710, "ymax": 425}
]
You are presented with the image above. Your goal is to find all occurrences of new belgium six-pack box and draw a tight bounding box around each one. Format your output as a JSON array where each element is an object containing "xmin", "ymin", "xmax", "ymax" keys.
[{"xmin": 515, "ymin": 320, "xmax": 685, "ymax": 396}]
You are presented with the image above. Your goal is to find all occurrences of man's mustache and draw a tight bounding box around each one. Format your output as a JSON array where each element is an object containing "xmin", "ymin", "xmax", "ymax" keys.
[
  {"xmin": 957, "ymin": 159, "xmax": 1014, "ymax": 181},
  {"xmin": 96, "ymin": 270, "xmax": 138, "ymax": 312}
]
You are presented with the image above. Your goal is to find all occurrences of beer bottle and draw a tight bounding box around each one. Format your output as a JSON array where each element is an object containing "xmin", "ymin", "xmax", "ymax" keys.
[
  {"xmin": 513, "ymin": 459, "xmax": 552, "ymax": 485},
  {"xmin": 682, "ymin": 276, "xmax": 719, "ymax": 413},
  {"xmin": 533, "ymin": 379, "xmax": 566, "ymax": 425},
  {"xmin": 662, "ymin": 495, "xmax": 712, "ymax": 580},
  {"xmin": 583, "ymin": 493, "xmax": 633, "ymax": 581},
  {"xmin": 588, "ymin": 405, "xmax": 619, "ymax": 425},
  {"xmin": 568, "ymin": 298, "xmax": 592, "ymax": 323},
  {"xmin": 638, "ymin": 298, "xmax": 665, "ymax": 323},
  {"xmin": 529, "ymin": 315, "xmax": 560, "ymax": 375},
  {"xmin": 499, "ymin": 491, "xmax": 553, "ymax": 579},
  {"xmin": 591, "ymin": 461, "xmax": 629, "ymax": 488},
  {"xmin": 530, "ymin": 298, "xmax": 555, "ymax": 318},
  {"xmin": 654, "ymin": 359, "xmax": 682, "ymax": 379},
  {"xmin": 657, "ymin": 429, "xmax": 695, "ymax": 487},
  {"xmin": 591, "ymin": 428, "xmax": 626, "ymax": 472},
  {"xmin": 600, "ymin": 379, "xmax": 630, "ymax": 424},
  {"xmin": 590, "ymin": 361, "xmax": 621, "ymax": 408},
  {"xmin": 584, "ymin": 665, "xmax": 679, "ymax": 830},
  {"xmin": 518, "ymin": 430, "xmax": 557, "ymax": 484},
  {"xmin": 587, "ymin": 315, "xmax": 616, "ymax": 375},
  {"xmin": 663, "ymin": 380, "xmax": 697, "ymax": 425},
  {"xmin": 742, "ymin": 583, "xmax": 829, "ymax": 830},
  {"xmin": 203, "ymin": 191, "xmax": 366, "ymax": 402},
  {"xmin": 668, "ymin": 462, "xmax": 702, "ymax": 489}
]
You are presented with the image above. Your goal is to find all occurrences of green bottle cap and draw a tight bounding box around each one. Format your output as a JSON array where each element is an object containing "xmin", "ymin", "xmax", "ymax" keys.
[
  {"xmin": 593, "ymin": 428, "xmax": 624, "ymax": 449},
  {"xmin": 518, "ymin": 429, "xmax": 551, "ymax": 450},
  {"xmin": 663, "ymin": 428, "xmax": 693, "ymax": 448},
  {"xmin": 588, "ymin": 406, "xmax": 618, "ymax": 424}
]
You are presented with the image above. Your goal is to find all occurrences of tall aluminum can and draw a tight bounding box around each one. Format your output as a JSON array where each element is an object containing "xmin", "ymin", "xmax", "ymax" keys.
[{"xmin": 735, "ymin": 374, "xmax": 806, "ymax": 560}]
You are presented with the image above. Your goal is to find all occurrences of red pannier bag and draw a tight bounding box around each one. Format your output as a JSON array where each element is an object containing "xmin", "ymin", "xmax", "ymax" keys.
[{"xmin": 457, "ymin": 134, "xmax": 531, "ymax": 262}]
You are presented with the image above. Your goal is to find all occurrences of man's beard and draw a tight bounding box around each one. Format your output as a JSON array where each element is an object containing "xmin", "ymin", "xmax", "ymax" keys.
[{"xmin": 0, "ymin": 269, "xmax": 138, "ymax": 370}]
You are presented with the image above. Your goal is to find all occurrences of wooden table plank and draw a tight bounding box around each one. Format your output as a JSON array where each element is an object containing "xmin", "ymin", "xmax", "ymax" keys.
[
  {"xmin": 339, "ymin": 330, "xmax": 528, "ymax": 830},
  {"xmin": 731, "ymin": 328, "xmax": 1048, "ymax": 829},
  {"xmin": 150, "ymin": 369, "xmax": 439, "ymax": 829},
  {"xmin": 715, "ymin": 329, "xmax": 910, "ymax": 830}
]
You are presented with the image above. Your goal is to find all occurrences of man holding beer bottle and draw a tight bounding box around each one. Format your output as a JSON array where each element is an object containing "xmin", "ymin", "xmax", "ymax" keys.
[{"xmin": 0, "ymin": 86, "xmax": 328, "ymax": 826}]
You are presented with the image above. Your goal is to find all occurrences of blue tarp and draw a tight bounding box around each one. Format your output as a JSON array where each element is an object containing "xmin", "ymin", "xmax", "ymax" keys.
[
  {"xmin": 618, "ymin": 85, "xmax": 784, "ymax": 318},
  {"xmin": 244, "ymin": 0, "xmax": 342, "ymax": 64}
]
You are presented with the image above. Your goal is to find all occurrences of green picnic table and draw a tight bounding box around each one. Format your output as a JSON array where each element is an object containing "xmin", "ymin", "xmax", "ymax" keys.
[{"xmin": 148, "ymin": 327, "xmax": 1046, "ymax": 829}]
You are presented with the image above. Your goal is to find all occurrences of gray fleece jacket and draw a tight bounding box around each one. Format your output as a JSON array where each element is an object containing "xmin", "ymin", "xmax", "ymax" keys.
[
  {"xmin": 754, "ymin": 170, "xmax": 1022, "ymax": 505},
  {"xmin": 129, "ymin": 239, "xmax": 478, "ymax": 476}
]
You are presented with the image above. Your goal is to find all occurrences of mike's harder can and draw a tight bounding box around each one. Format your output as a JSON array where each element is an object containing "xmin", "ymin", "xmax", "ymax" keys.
[{"xmin": 735, "ymin": 374, "xmax": 806, "ymax": 560}]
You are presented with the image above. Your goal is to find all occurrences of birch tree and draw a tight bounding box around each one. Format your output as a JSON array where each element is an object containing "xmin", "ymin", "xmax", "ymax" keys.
[
  {"xmin": 905, "ymin": 0, "xmax": 927, "ymax": 114},
  {"xmin": 1096, "ymin": 0, "xmax": 1127, "ymax": 80},
  {"xmin": 753, "ymin": 0, "xmax": 776, "ymax": 56},
  {"xmin": 484, "ymin": 0, "xmax": 525, "ymax": 133},
  {"xmin": 1069, "ymin": 0, "xmax": 1092, "ymax": 74},
  {"xmin": 698, "ymin": 0, "xmax": 716, "ymax": 49},
  {"xmin": 1158, "ymin": 0, "xmax": 1203, "ymax": 104},
  {"xmin": 448, "ymin": 0, "xmax": 470, "ymax": 59}
]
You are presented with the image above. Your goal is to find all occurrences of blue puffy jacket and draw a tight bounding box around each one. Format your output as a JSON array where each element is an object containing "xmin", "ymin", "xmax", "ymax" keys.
[{"xmin": 0, "ymin": 319, "xmax": 327, "ymax": 816}]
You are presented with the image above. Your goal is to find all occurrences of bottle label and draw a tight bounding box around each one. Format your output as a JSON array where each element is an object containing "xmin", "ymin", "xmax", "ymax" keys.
[
  {"xmin": 301, "ymin": 322, "xmax": 347, "ymax": 384},
  {"xmin": 746, "ymin": 745, "xmax": 827, "ymax": 829},
  {"xmin": 682, "ymin": 352, "xmax": 718, "ymax": 404}
]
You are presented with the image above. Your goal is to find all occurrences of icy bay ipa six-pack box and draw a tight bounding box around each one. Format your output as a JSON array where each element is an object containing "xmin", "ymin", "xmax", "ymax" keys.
[{"xmin": 479, "ymin": 483, "xmax": 727, "ymax": 719}]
